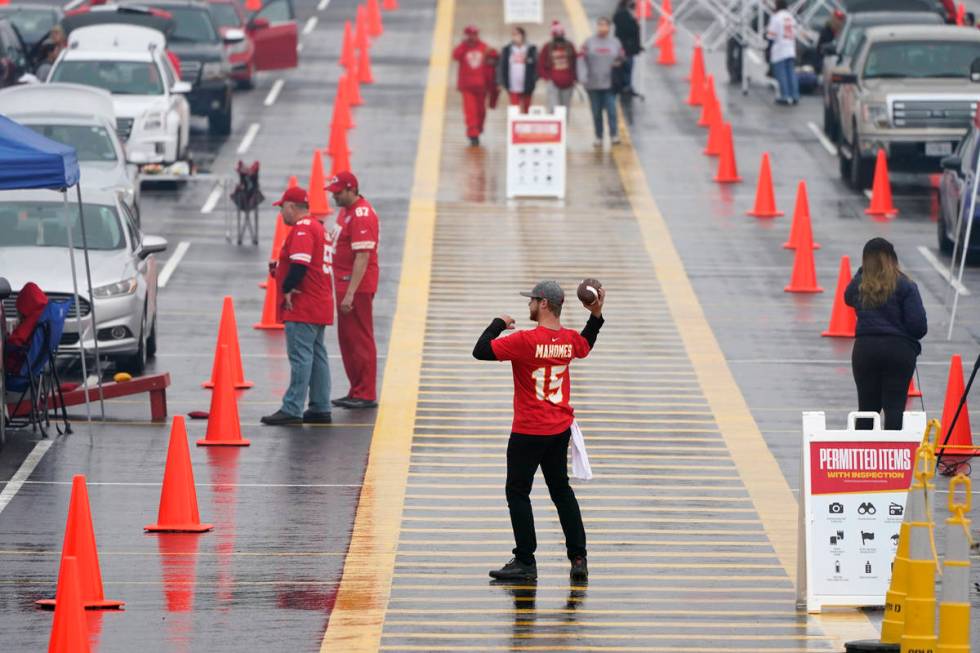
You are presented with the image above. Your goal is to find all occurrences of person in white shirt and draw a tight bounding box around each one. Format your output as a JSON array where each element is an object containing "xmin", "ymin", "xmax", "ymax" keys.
[
  {"xmin": 766, "ymin": 0, "xmax": 799, "ymax": 105},
  {"xmin": 499, "ymin": 27, "xmax": 538, "ymax": 113}
]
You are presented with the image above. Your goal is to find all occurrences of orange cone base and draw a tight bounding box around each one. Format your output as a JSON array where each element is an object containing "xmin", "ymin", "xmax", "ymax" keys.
[
  {"xmin": 253, "ymin": 322, "xmax": 284, "ymax": 331},
  {"xmin": 785, "ymin": 285, "xmax": 823, "ymax": 294},
  {"xmin": 714, "ymin": 175, "xmax": 741, "ymax": 184},
  {"xmin": 783, "ymin": 242, "xmax": 821, "ymax": 250},
  {"xmin": 747, "ymin": 208, "xmax": 784, "ymax": 218},
  {"xmin": 202, "ymin": 380, "xmax": 254, "ymax": 390},
  {"xmin": 196, "ymin": 438, "xmax": 251, "ymax": 447},
  {"xmin": 145, "ymin": 522, "xmax": 214, "ymax": 533},
  {"xmin": 821, "ymin": 327, "xmax": 853, "ymax": 337},
  {"xmin": 937, "ymin": 445, "xmax": 980, "ymax": 457},
  {"xmin": 908, "ymin": 381, "xmax": 922, "ymax": 398},
  {"xmin": 36, "ymin": 597, "xmax": 125, "ymax": 610},
  {"xmin": 865, "ymin": 207, "xmax": 898, "ymax": 217}
]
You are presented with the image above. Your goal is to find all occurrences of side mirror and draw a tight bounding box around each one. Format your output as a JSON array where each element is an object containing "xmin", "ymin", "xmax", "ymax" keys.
[
  {"xmin": 940, "ymin": 154, "xmax": 962, "ymax": 171},
  {"xmin": 832, "ymin": 72, "xmax": 857, "ymax": 85},
  {"xmin": 172, "ymin": 80, "xmax": 192, "ymax": 94},
  {"xmin": 139, "ymin": 234, "xmax": 168, "ymax": 258},
  {"xmin": 223, "ymin": 28, "xmax": 246, "ymax": 43},
  {"xmin": 248, "ymin": 17, "xmax": 270, "ymax": 30},
  {"xmin": 0, "ymin": 277, "xmax": 11, "ymax": 300}
]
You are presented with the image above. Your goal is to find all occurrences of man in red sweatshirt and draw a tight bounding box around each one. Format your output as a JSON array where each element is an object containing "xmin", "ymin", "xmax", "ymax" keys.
[
  {"xmin": 453, "ymin": 25, "xmax": 493, "ymax": 146},
  {"xmin": 537, "ymin": 21, "xmax": 577, "ymax": 113}
]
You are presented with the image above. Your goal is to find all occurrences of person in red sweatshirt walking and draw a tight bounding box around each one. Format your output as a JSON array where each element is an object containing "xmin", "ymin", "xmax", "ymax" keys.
[
  {"xmin": 537, "ymin": 21, "xmax": 577, "ymax": 113},
  {"xmin": 453, "ymin": 25, "xmax": 493, "ymax": 146}
]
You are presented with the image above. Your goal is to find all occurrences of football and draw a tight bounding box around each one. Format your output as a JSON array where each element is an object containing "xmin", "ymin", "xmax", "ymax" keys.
[{"xmin": 577, "ymin": 278, "xmax": 602, "ymax": 306}]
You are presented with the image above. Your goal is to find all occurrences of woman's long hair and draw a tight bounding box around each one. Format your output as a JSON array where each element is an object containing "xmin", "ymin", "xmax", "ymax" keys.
[{"xmin": 859, "ymin": 238, "xmax": 900, "ymax": 309}]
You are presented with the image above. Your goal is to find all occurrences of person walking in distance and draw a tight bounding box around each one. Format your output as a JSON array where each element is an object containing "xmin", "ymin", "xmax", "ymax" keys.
[
  {"xmin": 767, "ymin": 0, "xmax": 800, "ymax": 105},
  {"xmin": 453, "ymin": 25, "xmax": 493, "ymax": 146},
  {"xmin": 327, "ymin": 171, "xmax": 380, "ymax": 410},
  {"xmin": 578, "ymin": 17, "xmax": 625, "ymax": 147},
  {"xmin": 261, "ymin": 185, "xmax": 335, "ymax": 426},
  {"xmin": 844, "ymin": 238, "xmax": 927, "ymax": 430},
  {"xmin": 538, "ymin": 21, "xmax": 577, "ymax": 114},
  {"xmin": 499, "ymin": 26, "xmax": 537, "ymax": 114},
  {"xmin": 472, "ymin": 281, "xmax": 606, "ymax": 581},
  {"xmin": 612, "ymin": 1, "xmax": 641, "ymax": 94}
]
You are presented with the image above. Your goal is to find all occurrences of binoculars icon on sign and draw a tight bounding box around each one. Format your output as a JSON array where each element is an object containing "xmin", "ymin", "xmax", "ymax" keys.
[{"xmin": 857, "ymin": 502, "xmax": 876, "ymax": 515}]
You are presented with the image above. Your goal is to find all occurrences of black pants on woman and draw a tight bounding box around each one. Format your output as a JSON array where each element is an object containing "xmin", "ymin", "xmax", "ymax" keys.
[
  {"xmin": 506, "ymin": 430, "xmax": 587, "ymax": 565},
  {"xmin": 851, "ymin": 335, "xmax": 917, "ymax": 430}
]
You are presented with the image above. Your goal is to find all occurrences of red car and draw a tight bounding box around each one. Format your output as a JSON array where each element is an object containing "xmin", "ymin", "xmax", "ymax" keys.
[{"xmin": 208, "ymin": 0, "xmax": 296, "ymax": 88}]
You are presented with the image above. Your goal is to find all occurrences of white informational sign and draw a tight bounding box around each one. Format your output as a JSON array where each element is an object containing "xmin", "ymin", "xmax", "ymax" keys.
[
  {"xmin": 797, "ymin": 411, "xmax": 926, "ymax": 612},
  {"xmin": 504, "ymin": 0, "xmax": 543, "ymax": 24},
  {"xmin": 506, "ymin": 106, "xmax": 566, "ymax": 199}
]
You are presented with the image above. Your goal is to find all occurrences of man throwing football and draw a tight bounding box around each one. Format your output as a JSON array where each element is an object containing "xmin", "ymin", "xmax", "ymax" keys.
[{"xmin": 472, "ymin": 280, "xmax": 605, "ymax": 581}]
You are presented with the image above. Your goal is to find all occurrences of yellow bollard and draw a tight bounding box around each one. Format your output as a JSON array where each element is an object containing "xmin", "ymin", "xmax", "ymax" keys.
[
  {"xmin": 881, "ymin": 421, "xmax": 941, "ymax": 644},
  {"xmin": 937, "ymin": 474, "xmax": 973, "ymax": 653},
  {"xmin": 900, "ymin": 444, "xmax": 939, "ymax": 653}
]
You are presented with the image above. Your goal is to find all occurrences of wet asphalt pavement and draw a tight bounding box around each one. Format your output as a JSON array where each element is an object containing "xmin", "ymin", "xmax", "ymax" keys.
[{"xmin": 1, "ymin": 0, "xmax": 978, "ymax": 650}]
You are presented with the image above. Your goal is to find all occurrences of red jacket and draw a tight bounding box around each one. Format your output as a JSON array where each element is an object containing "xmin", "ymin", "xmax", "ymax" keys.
[
  {"xmin": 4, "ymin": 282, "xmax": 47, "ymax": 374},
  {"xmin": 537, "ymin": 39, "xmax": 577, "ymax": 89},
  {"xmin": 453, "ymin": 39, "xmax": 491, "ymax": 91}
]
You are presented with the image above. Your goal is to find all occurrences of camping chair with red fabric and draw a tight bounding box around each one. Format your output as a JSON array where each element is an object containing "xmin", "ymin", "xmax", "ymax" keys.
[{"xmin": 4, "ymin": 286, "xmax": 72, "ymax": 437}]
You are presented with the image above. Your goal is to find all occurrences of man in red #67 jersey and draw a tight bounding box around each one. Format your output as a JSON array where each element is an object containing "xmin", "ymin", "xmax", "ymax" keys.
[{"xmin": 472, "ymin": 280, "xmax": 605, "ymax": 582}]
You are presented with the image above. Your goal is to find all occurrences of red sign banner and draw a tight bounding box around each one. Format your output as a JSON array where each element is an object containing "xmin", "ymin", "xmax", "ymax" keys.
[
  {"xmin": 809, "ymin": 441, "xmax": 917, "ymax": 495},
  {"xmin": 511, "ymin": 120, "xmax": 562, "ymax": 144}
]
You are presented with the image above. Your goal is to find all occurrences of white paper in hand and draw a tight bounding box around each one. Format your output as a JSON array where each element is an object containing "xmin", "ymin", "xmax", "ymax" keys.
[{"xmin": 570, "ymin": 420, "xmax": 592, "ymax": 480}]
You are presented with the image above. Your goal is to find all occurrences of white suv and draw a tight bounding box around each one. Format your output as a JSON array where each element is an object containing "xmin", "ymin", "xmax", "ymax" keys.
[{"xmin": 49, "ymin": 24, "xmax": 191, "ymax": 165}]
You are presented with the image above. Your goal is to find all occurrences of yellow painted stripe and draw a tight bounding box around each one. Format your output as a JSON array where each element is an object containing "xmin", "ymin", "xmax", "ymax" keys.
[{"xmin": 317, "ymin": 0, "xmax": 453, "ymax": 649}]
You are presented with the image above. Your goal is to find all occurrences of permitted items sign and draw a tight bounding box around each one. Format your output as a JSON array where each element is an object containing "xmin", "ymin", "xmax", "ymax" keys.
[
  {"xmin": 504, "ymin": 0, "xmax": 542, "ymax": 23},
  {"xmin": 506, "ymin": 106, "xmax": 566, "ymax": 199},
  {"xmin": 797, "ymin": 411, "xmax": 926, "ymax": 612}
]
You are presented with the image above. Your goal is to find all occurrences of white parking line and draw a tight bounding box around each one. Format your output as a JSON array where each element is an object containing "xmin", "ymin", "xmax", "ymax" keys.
[
  {"xmin": 297, "ymin": 42, "xmax": 304, "ymax": 54},
  {"xmin": 917, "ymin": 245, "xmax": 971, "ymax": 296},
  {"xmin": 303, "ymin": 16, "xmax": 318, "ymax": 35},
  {"xmin": 236, "ymin": 122, "xmax": 261, "ymax": 155},
  {"xmin": 158, "ymin": 241, "xmax": 190, "ymax": 289},
  {"xmin": 806, "ymin": 121, "xmax": 837, "ymax": 156},
  {"xmin": 200, "ymin": 185, "xmax": 223, "ymax": 214},
  {"xmin": 264, "ymin": 78, "xmax": 284, "ymax": 107},
  {"xmin": 317, "ymin": 0, "xmax": 331, "ymax": 10},
  {"xmin": 0, "ymin": 441, "xmax": 52, "ymax": 517}
]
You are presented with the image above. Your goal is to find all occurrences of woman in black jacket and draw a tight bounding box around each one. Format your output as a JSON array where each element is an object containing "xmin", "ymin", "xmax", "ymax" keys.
[
  {"xmin": 844, "ymin": 238, "xmax": 928, "ymax": 430},
  {"xmin": 499, "ymin": 27, "xmax": 538, "ymax": 113},
  {"xmin": 613, "ymin": 0, "xmax": 641, "ymax": 91}
]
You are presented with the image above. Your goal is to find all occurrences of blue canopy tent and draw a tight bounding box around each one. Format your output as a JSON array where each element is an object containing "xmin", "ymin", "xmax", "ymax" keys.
[{"xmin": 0, "ymin": 114, "xmax": 102, "ymax": 435}]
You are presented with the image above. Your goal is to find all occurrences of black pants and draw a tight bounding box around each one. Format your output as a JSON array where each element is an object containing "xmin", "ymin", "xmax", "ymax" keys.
[
  {"xmin": 506, "ymin": 430, "xmax": 587, "ymax": 565},
  {"xmin": 852, "ymin": 335, "xmax": 917, "ymax": 430}
]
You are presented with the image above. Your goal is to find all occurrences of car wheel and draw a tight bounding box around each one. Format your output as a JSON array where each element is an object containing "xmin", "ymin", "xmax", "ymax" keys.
[
  {"xmin": 838, "ymin": 141, "xmax": 852, "ymax": 183},
  {"xmin": 146, "ymin": 317, "xmax": 157, "ymax": 358},
  {"xmin": 823, "ymin": 104, "xmax": 838, "ymax": 142},
  {"xmin": 119, "ymin": 311, "xmax": 147, "ymax": 376},
  {"xmin": 209, "ymin": 102, "xmax": 232, "ymax": 136},
  {"xmin": 850, "ymin": 151, "xmax": 874, "ymax": 191},
  {"xmin": 237, "ymin": 63, "xmax": 255, "ymax": 90},
  {"xmin": 938, "ymin": 213, "xmax": 955, "ymax": 255}
]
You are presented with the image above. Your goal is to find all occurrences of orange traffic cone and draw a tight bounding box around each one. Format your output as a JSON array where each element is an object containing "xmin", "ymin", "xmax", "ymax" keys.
[
  {"xmin": 330, "ymin": 130, "xmax": 351, "ymax": 177},
  {"xmin": 636, "ymin": 0, "xmax": 652, "ymax": 19},
  {"xmin": 656, "ymin": 22, "xmax": 676, "ymax": 66},
  {"xmin": 784, "ymin": 217, "xmax": 823, "ymax": 294},
  {"xmin": 37, "ymin": 475, "xmax": 124, "ymax": 610},
  {"xmin": 686, "ymin": 41, "xmax": 706, "ymax": 104},
  {"xmin": 358, "ymin": 40, "xmax": 374, "ymax": 84},
  {"xmin": 203, "ymin": 296, "xmax": 253, "ymax": 389},
  {"xmin": 367, "ymin": 0, "xmax": 383, "ymax": 38},
  {"xmin": 254, "ymin": 275, "xmax": 283, "ymax": 330},
  {"xmin": 714, "ymin": 123, "xmax": 741, "ymax": 183},
  {"xmin": 697, "ymin": 75, "xmax": 718, "ymax": 127},
  {"xmin": 267, "ymin": 212, "xmax": 289, "ymax": 262},
  {"xmin": 782, "ymin": 181, "xmax": 821, "ymax": 249},
  {"xmin": 197, "ymin": 344, "xmax": 250, "ymax": 447},
  {"xmin": 865, "ymin": 149, "xmax": 898, "ymax": 217},
  {"xmin": 909, "ymin": 377, "xmax": 923, "ymax": 398},
  {"xmin": 347, "ymin": 62, "xmax": 364, "ymax": 106},
  {"xmin": 746, "ymin": 152, "xmax": 782, "ymax": 217},
  {"xmin": 308, "ymin": 150, "xmax": 332, "ymax": 218},
  {"xmin": 355, "ymin": 5, "xmax": 369, "ymax": 53},
  {"xmin": 340, "ymin": 20, "xmax": 355, "ymax": 70},
  {"xmin": 244, "ymin": 0, "xmax": 261, "ymax": 11},
  {"xmin": 46, "ymin": 557, "xmax": 91, "ymax": 653},
  {"xmin": 146, "ymin": 416, "xmax": 214, "ymax": 532},
  {"xmin": 938, "ymin": 355, "xmax": 980, "ymax": 459},
  {"xmin": 334, "ymin": 77, "xmax": 354, "ymax": 131},
  {"xmin": 703, "ymin": 110, "xmax": 725, "ymax": 156},
  {"xmin": 956, "ymin": 2, "xmax": 966, "ymax": 25},
  {"xmin": 382, "ymin": 0, "xmax": 398, "ymax": 9},
  {"xmin": 821, "ymin": 256, "xmax": 857, "ymax": 337}
]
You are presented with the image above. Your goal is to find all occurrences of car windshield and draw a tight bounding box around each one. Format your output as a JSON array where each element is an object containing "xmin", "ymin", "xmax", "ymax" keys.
[
  {"xmin": 25, "ymin": 124, "xmax": 118, "ymax": 162},
  {"xmin": 864, "ymin": 41, "xmax": 980, "ymax": 79},
  {"xmin": 0, "ymin": 202, "xmax": 124, "ymax": 250},
  {"xmin": 51, "ymin": 60, "xmax": 164, "ymax": 95},
  {"xmin": 209, "ymin": 3, "xmax": 240, "ymax": 29},
  {"xmin": 0, "ymin": 8, "xmax": 57, "ymax": 44},
  {"xmin": 159, "ymin": 6, "xmax": 219, "ymax": 42}
]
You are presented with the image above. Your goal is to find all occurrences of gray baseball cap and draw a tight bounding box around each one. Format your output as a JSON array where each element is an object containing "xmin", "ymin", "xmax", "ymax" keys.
[{"xmin": 520, "ymin": 280, "xmax": 565, "ymax": 306}]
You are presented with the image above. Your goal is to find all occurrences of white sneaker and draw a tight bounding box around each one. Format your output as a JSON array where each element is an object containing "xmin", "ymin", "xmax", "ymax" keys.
[
  {"xmin": 611, "ymin": 136, "xmax": 622, "ymax": 145},
  {"xmin": 593, "ymin": 139, "xmax": 602, "ymax": 148}
]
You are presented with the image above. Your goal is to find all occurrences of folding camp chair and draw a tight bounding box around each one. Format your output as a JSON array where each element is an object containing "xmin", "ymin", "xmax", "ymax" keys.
[
  {"xmin": 5, "ymin": 299, "xmax": 73, "ymax": 437},
  {"xmin": 230, "ymin": 160, "xmax": 265, "ymax": 246}
]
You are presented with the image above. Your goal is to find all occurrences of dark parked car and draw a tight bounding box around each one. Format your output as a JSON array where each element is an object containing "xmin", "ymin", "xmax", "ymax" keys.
[
  {"xmin": 0, "ymin": 18, "xmax": 30, "ymax": 88},
  {"xmin": 938, "ymin": 120, "xmax": 980, "ymax": 255}
]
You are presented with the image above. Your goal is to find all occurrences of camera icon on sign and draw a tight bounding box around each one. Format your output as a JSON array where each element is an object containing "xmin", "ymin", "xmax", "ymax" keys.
[{"xmin": 829, "ymin": 502, "xmax": 844, "ymax": 514}]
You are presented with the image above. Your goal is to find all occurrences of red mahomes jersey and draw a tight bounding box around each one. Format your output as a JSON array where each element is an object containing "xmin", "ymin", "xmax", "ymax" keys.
[
  {"xmin": 491, "ymin": 326, "xmax": 592, "ymax": 435},
  {"xmin": 332, "ymin": 196, "xmax": 379, "ymax": 295},
  {"xmin": 275, "ymin": 215, "xmax": 334, "ymax": 325}
]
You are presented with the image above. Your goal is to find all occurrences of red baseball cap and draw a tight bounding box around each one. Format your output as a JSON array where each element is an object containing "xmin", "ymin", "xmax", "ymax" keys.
[
  {"xmin": 326, "ymin": 171, "xmax": 358, "ymax": 193},
  {"xmin": 272, "ymin": 186, "xmax": 309, "ymax": 206},
  {"xmin": 464, "ymin": 25, "xmax": 479, "ymax": 36}
]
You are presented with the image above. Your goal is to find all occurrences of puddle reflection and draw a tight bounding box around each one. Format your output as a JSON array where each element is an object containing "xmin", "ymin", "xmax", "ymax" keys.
[
  {"xmin": 85, "ymin": 611, "xmax": 104, "ymax": 651},
  {"xmin": 206, "ymin": 447, "xmax": 241, "ymax": 610},
  {"xmin": 490, "ymin": 579, "xmax": 588, "ymax": 642}
]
